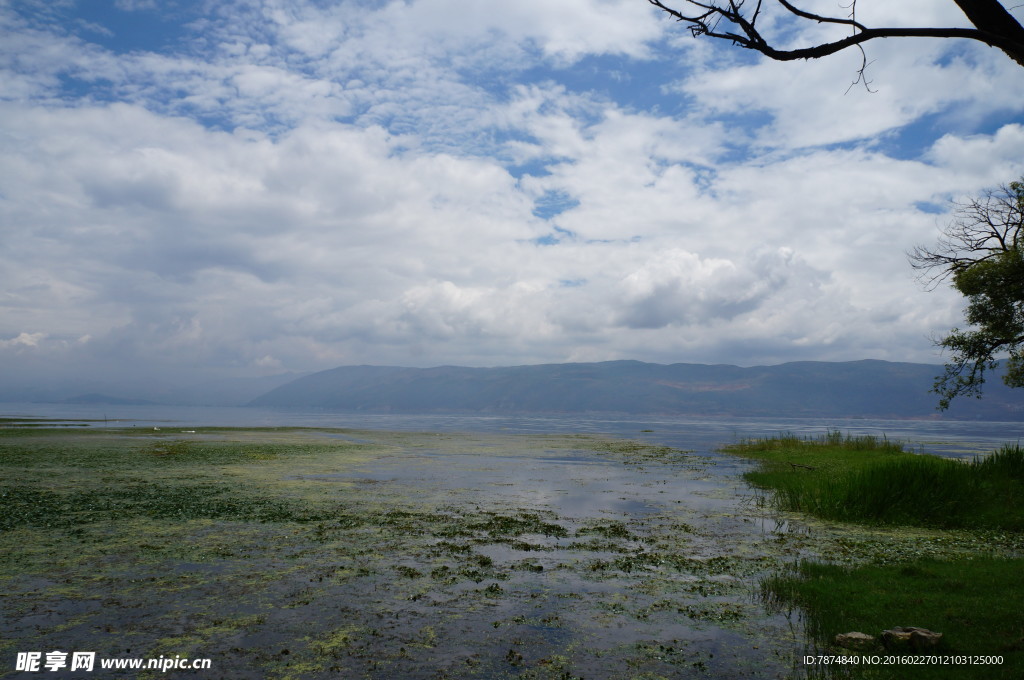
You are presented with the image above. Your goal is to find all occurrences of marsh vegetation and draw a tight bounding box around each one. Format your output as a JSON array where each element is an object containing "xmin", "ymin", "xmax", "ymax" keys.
[
  {"xmin": 2, "ymin": 423, "xmax": 1021, "ymax": 679},
  {"xmin": 730, "ymin": 433, "xmax": 1024, "ymax": 679},
  {"xmin": 729, "ymin": 432, "xmax": 1024, "ymax": 529},
  {"xmin": 0, "ymin": 424, "xmax": 788, "ymax": 679}
]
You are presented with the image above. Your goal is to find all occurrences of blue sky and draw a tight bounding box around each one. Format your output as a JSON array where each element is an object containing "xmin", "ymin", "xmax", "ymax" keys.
[{"xmin": 2, "ymin": 0, "xmax": 1024, "ymax": 399}]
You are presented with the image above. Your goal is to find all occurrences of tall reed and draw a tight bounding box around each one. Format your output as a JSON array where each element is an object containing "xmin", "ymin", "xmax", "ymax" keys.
[{"xmin": 735, "ymin": 436, "xmax": 1024, "ymax": 529}]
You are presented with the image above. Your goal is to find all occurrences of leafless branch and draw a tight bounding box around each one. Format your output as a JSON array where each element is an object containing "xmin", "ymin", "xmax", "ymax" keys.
[
  {"xmin": 909, "ymin": 183, "xmax": 1024, "ymax": 290},
  {"xmin": 648, "ymin": 0, "xmax": 1024, "ymax": 69}
]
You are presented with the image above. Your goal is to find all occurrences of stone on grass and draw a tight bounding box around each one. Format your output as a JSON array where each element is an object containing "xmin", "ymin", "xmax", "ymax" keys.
[
  {"xmin": 834, "ymin": 631, "xmax": 877, "ymax": 651},
  {"xmin": 881, "ymin": 627, "xmax": 943, "ymax": 652}
]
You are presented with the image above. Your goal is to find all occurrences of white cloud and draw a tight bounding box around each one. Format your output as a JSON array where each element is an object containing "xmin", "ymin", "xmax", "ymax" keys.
[
  {"xmin": 268, "ymin": 0, "xmax": 663, "ymax": 64},
  {"xmin": 615, "ymin": 247, "xmax": 813, "ymax": 329},
  {"xmin": 1, "ymin": 0, "xmax": 1022, "ymax": 397},
  {"xmin": 114, "ymin": 0, "xmax": 158, "ymax": 10},
  {"xmin": 0, "ymin": 332, "xmax": 47, "ymax": 349},
  {"xmin": 926, "ymin": 124, "xmax": 1024, "ymax": 180}
]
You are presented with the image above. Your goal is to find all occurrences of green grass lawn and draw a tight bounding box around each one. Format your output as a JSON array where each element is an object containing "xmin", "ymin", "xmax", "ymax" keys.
[
  {"xmin": 762, "ymin": 557, "xmax": 1024, "ymax": 679},
  {"xmin": 728, "ymin": 433, "xmax": 1024, "ymax": 679}
]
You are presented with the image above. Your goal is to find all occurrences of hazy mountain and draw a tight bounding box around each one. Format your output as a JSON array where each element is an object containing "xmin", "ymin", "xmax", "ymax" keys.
[{"xmin": 248, "ymin": 360, "xmax": 1024, "ymax": 420}]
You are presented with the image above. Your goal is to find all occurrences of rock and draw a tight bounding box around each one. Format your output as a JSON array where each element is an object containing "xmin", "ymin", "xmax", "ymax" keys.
[
  {"xmin": 881, "ymin": 627, "xmax": 943, "ymax": 652},
  {"xmin": 835, "ymin": 631, "xmax": 877, "ymax": 651}
]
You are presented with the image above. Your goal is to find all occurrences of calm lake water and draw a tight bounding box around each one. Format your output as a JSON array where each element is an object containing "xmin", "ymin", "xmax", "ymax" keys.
[{"xmin": 4, "ymin": 402, "xmax": 1022, "ymax": 459}]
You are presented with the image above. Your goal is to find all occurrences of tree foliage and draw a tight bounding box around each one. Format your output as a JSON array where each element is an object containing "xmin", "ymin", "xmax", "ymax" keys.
[
  {"xmin": 910, "ymin": 180, "xmax": 1024, "ymax": 409},
  {"xmin": 648, "ymin": 0, "xmax": 1024, "ymax": 77}
]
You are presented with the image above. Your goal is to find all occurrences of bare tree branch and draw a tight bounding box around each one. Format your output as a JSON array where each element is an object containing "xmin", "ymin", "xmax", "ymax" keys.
[
  {"xmin": 909, "ymin": 184, "xmax": 1024, "ymax": 289},
  {"xmin": 648, "ymin": 0, "xmax": 1024, "ymax": 68},
  {"xmin": 776, "ymin": 0, "xmax": 866, "ymax": 32}
]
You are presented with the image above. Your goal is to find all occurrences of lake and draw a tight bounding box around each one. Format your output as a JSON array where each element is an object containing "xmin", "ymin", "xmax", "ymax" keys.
[{"xmin": 4, "ymin": 402, "xmax": 1023, "ymax": 459}]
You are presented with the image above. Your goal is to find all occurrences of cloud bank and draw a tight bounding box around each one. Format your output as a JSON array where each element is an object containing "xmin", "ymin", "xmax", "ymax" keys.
[{"xmin": 2, "ymin": 0, "xmax": 1023, "ymax": 399}]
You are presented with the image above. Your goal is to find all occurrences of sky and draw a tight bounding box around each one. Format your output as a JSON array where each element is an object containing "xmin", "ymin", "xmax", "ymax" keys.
[{"xmin": 2, "ymin": 0, "xmax": 1024, "ymax": 399}]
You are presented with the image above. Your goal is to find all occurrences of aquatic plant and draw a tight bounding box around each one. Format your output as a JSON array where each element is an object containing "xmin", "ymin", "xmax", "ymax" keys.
[{"xmin": 730, "ymin": 435, "xmax": 1024, "ymax": 529}]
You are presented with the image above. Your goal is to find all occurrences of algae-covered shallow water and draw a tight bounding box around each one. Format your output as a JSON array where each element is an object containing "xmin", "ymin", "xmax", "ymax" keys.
[{"xmin": 1, "ymin": 416, "xmax": 1022, "ymax": 679}]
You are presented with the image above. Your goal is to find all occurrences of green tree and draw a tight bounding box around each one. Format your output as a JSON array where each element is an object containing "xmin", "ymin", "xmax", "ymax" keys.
[{"xmin": 910, "ymin": 179, "xmax": 1024, "ymax": 409}]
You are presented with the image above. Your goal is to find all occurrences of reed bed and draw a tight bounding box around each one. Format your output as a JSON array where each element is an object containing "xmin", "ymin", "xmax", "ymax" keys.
[{"xmin": 729, "ymin": 434, "xmax": 1024, "ymax": 530}]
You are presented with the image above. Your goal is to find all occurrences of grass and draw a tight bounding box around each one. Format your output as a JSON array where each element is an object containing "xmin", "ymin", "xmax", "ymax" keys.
[
  {"xmin": 728, "ymin": 432, "xmax": 1024, "ymax": 678},
  {"xmin": 727, "ymin": 432, "xmax": 1024, "ymax": 530},
  {"xmin": 762, "ymin": 557, "xmax": 1024, "ymax": 679}
]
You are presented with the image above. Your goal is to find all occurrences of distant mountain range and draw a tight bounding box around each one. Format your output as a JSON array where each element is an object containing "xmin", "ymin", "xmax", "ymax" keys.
[{"xmin": 248, "ymin": 360, "xmax": 1024, "ymax": 421}]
